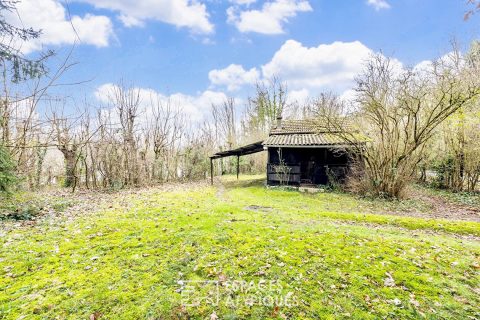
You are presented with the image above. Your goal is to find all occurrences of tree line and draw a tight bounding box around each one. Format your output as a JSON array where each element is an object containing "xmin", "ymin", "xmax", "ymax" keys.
[
  {"xmin": 314, "ymin": 43, "xmax": 480, "ymax": 197},
  {"xmin": 1, "ymin": 1, "xmax": 480, "ymax": 198}
]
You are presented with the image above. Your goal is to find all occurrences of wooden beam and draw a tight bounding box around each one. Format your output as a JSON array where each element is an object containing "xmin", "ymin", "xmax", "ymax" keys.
[
  {"xmin": 210, "ymin": 158, "xmax": 214, "ymax": 185},
  {"xmin": 236, "ymin": 155, "xmax": 240, "ymax": 180}
]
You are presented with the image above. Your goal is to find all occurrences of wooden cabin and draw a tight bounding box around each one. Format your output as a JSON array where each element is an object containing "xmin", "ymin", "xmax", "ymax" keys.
[
  {"xmin": 210, "ymin": 117, "xmax": 359, "ymax": 187},
  {"xmin": 263, "ymin": 118, "xmax": 353, "ymax": 186}
]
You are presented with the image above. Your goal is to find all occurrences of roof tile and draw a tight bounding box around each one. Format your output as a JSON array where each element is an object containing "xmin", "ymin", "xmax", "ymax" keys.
[
  {"xmin": 270, "ymin": 119, "xmax": 353, "ymax": 135},
  {"xmin": 263, "ymin": 133, "xmax": 352, "ymax": 147}
]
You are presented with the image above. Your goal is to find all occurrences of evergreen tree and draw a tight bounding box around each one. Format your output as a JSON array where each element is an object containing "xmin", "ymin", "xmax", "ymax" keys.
[
  {"xmin": 0, "ymin": 144, "xmax": 16, "ymax": 192},
  {"xmin": 0, "ymin": 0, "xmax": 53, "ymax": 82}
]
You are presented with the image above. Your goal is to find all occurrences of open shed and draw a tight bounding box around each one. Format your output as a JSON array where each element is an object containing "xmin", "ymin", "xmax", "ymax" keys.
[
  {"xmin": 209, "ymin": 141, "xmax": 264, "ymax": 184},
  {"xmin": 210, "ymin": 117, "xmax": 359, "ymax": 186}
]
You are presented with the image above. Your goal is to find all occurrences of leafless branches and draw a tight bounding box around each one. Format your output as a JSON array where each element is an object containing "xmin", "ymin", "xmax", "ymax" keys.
[{"xmin": 315, "ymin": 50, "xmax": 480, "ymax": 198}]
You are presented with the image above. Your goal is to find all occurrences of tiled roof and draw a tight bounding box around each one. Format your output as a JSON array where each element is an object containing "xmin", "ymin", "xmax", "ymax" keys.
[
  {"xmin": 263, "ymin": 133, "xmax": 352, "ymax": 147},
  {"xmin": 263, "ymin": 118, "xmax": 360, "ymax": 147},
  {"xmin": 269, "ymin": 119, "xmax": 353, "ymax": 135},
  {"xmin": 209, "ymin": 119, "xmax": 361, "ymax": 157}
]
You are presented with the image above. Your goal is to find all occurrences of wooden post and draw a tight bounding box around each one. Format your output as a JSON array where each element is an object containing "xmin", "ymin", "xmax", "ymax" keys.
[
  {"xmin": 210, "ymin": 158, "xmax": 214, "ymax": 185},
  {"xmin": 236, "ymin": 155, "xmax": 240, "ymax": 180}
]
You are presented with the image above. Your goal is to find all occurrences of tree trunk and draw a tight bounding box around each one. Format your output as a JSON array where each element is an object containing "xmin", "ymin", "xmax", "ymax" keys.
[{"xmin": 62, "ymin": 148, "xmax": 77, "ymax": 188}]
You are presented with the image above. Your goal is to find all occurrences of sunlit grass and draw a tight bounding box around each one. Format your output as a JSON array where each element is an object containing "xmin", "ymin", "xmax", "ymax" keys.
[{"xmin": 1, "ymin": 177, "xmax": 479, "ymax": 319}]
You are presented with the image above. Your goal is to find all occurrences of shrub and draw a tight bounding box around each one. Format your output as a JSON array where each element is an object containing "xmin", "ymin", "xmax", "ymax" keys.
[{"xmin": 0, "ymin": 145, "xmax": 17, "ymax": 193}]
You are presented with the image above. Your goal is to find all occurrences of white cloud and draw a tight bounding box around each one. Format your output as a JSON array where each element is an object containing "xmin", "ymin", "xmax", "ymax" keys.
[
  {"xmin": 411, "ymin": 52, "xmax": 461, "ymax": 77},
  {"xmin": 339, "ymin": 89, "xmax": 358, "ymax": 104},
  {"xmin": 168, "ymin": 90, "xmax": 229, "ymax": 120},
  {"xmin": 209, "ymin": 64, "xmax": 259, "ymax": 91},
  {"xmin": 227, "ymin": 0, "xmax": 312, "ymax": 34},
  {"xmin": 208, "ymin": 39, "xmax": 405, "ymax": 104},
  {"xmin": 5, "ymin": 0, "xmax": 114, "ymax": 53},
  {"xmin": 202, "ymin": 37, "xmax": 216, "ymax": 45},
  {"xmin": 118, "ymin": 14, "xmax": 144, "ymax": 27},
  {"xmin": 230, "ymin": 0, "xmax": 257, "ymax": 5},
  {"xmin": 286, "ymin": 88, "xmax": 310, "ymax": 105},
  {"xmin": 76, "ymin": 0, "xmax": 214, "ymax": 34},
  {"xmin": 412, "ymin": 60, "xmax": 433, "ymax": 74},
  {"xmin": 366, "ymin": 0, "xmax": 390, "ymax": 11},
  {"xmin": 95, "ymin": 83, "xmax": 228, "ymax": 122},
  {"xmin": 261, "ymin": 40, "xmax": 374, "ymax": 93}
]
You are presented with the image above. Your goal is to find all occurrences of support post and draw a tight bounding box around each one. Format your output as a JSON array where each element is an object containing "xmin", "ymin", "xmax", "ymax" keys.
[
  {"xmin": 236, "ymin": 155, "xmax": 240, "ymax": 180},
  {"xmin": 210, "ymin": 158, "xmax": 214, "ymax": 185}
]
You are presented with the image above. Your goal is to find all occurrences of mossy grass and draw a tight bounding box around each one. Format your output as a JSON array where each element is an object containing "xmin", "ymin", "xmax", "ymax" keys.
[{"xmin": 1, "ymin": 176, "xmax": 479, "ymax": 319}]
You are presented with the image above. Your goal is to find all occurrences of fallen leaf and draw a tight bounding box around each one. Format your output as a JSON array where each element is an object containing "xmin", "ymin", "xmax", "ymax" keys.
[
  {"xmin": 384, "ymin": 272, "xmax": 396, "ymax": 287},
  {"xmin": 392, "ymin": 298, "xmax": 402, "ymax": 306}
]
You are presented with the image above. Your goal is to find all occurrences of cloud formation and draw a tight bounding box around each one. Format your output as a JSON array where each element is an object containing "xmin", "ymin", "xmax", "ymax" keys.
[
  {"xmin": 209, "ymin": 64, "xmax": 259, "ymax": 91},
  {"xmin": 5, "ymin": 0, "xmax": 114, "ymax": 53},
  {"xmin": 208, "ymin": 39, "xmax": 406, "ymax": 102},
  {"xmin": 209, "ymin": 40, "xmax": 374, "ymax": 94},
  {"xmin": 95, "ymin": 83, "xmax": 228, "ymax": 121},
  {"xmin": 366, "ymin": 0, "xmax": 391, "ymax": 11},
  {"xmin": 261, "ymin": 40, "xmax": 373, "ymax": 92},
  {"xmin": 227, "ymin": 0, "xmax": 312, "ymax": 34},
  {"xmin": 229, "ymin": 0, "xmax": 257, "ymax": 5},
  {"xmin": 76, "ymin": 0, "xmax": 214, "ymax": 34}
]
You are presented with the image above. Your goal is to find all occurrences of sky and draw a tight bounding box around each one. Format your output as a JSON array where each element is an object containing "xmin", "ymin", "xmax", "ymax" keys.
[{"xmin": 8, "ymin": 0, "xmax": 480, "ymax": 120}]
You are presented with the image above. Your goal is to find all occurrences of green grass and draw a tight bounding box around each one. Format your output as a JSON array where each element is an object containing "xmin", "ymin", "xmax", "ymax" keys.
[
  {"xmin": 1, "ymin": 176, "xmax": 479, "ymax": 319},
  {"xmin": 225, "ymin": 178, "xmax": 480, "ymax": 237}
]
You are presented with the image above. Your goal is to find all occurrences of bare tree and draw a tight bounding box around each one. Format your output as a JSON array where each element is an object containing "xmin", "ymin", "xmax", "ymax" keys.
[
  {"xmin": 148, "ymin": 95, "xmax": 184, "ymax": 182},
  {"xmin": 465, "ymin": 0, "xmax": 480, "ymax": 20},
  {"xmin": 49, "ymin": 107, "xmax": 82, "ymax": 188},
  {"xmin": 315, "ymin": 51, "xmax": 480, "ymax": 198},
  {"xmin": 212, "ymin": 98, "xmax": 237, "ymax": 150},
  {"xmin": 103, "ymin": 82, "xmax": 142, "ymax": 186},
  {"xmin": 94, "ymin": 108, "xmax": 123, "ymax": 188},
  {"xmin": 243, "ymin": 77, "xmax": 288, "ymax": 139},
  {"xmin": 181, "ymin": 121, "xmax": 215, "ymax": 180}
]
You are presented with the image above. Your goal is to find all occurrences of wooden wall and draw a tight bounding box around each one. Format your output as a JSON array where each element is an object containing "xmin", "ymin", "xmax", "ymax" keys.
[{"xmin": 266, "ymin": 147, "xmax": 349, "ymax": 186}]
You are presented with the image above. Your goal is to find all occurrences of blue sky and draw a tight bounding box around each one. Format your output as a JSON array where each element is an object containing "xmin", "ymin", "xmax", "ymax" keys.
[{"xmin": 11, "ymin": 0, "xmax": 480, "ymax": 119}]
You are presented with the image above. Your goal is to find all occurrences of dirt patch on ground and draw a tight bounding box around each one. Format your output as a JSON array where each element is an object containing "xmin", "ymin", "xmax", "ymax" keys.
[
  {"xmin": 416, "ymin": 193, "xmax": 480, "ymax": 221},
  {"xmin": 389, "ymin": 190, "xmax": 480, "ymax": 222},
  {"xmin": 375, "ymin": 205, "xmax": 480, "ymax": 223},
  {"xmin": 215, "ymin": 178, "xmax": 228, "ymax": 200},
  {"xmin": 290, "ymin": 218, "xmax": 480, "ymax": 241},
  {"xmin": 244, "ymin": 205, "xmax": 274, "ymax": 212}
]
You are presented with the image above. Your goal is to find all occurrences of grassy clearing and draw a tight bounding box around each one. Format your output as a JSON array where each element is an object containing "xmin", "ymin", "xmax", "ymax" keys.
[{"xmin": 1, "ymin": 176, "xmax": 479, "ymax": 319}]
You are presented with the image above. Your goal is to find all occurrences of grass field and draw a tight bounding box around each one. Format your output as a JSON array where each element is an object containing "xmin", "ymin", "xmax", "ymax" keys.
[{"xmin": 1, "ymin": 176, "xmax": 479, "ymax": 319}]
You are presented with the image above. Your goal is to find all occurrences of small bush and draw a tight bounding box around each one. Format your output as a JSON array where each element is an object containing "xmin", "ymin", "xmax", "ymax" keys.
[
  {"xmin": 0, "ymin": 202, "xmax": 42, "ymax": 220},
  {"xmin": 326, "ymin": 168, "xmax": 344, "ymax": 192},
  {"xmin": 0, "ymin": 145, "xmax": 17, "ymax": 193},
  {"xmin": 345, "ymin": 163, "xmax": 410, "ymax": 199},
  {"xmin": 51, "ymin": 199, "xmax": 75, "ymax": 212}
]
